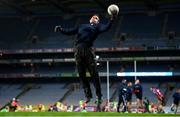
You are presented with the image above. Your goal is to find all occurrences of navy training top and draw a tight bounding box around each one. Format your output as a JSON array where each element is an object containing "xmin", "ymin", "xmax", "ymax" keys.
[{"xmin": 60, "ymin": 19, "xmax": 113, "ymax": 48}]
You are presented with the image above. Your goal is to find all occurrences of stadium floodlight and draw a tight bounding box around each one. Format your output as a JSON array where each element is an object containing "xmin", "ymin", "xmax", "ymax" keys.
[
  {"xmin": 96, "ymin": 62, "xmax": 100, "ymax": 66},
  {"xmin": 96, "ymin": 55, "xmax": 100, "ymax": 59}
]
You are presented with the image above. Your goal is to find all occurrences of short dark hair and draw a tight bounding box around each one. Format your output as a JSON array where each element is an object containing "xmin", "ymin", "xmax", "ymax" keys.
[{"xmin": 93, "ymin": 14, "xmax": 99, "ymax": 17}]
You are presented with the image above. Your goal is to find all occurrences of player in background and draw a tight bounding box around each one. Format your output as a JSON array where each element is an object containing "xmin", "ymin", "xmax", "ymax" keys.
[
  {"xmin": 171, "ymin": 88, "xmax": 180, "ymax": 114},
  {"xmin": 117, "ymin": 79, "xmax": 127, "ymax": 112},
  {"xmin": 133, "ymin": 79, "xmax": 143, "ymax": 109},
  {"xmin": 150, "ymin": 87, "xmax": 165, "ymax": 113}
]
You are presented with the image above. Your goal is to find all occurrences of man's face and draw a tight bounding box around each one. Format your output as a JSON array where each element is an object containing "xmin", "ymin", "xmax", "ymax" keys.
[
  {"xmin": 128, "ymin": 82, "xmax": 132, "ymax": 87},
  {"xmin": 135, "ymin": 79, "xmax": 139, "ymax": 84},
  {"xmin": 89, "ymin": 15, "xmax": 100, "ymax": 24},
  {"xmin": 177, "ymin": 89, "xmax": 180, "ymax": 93}
]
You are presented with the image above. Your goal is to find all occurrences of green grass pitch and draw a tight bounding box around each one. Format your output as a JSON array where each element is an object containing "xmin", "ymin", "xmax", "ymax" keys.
[{"xmin": 0, "ymin": 112, "xmax": 179, "ymax": 116}]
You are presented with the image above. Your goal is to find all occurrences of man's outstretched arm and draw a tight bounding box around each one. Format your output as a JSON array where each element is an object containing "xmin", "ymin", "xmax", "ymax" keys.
[
  {"xmin": 98, "ymin": 16, "xmax": 114, "ymax": 33},
  {"xmin": 54, "ymin": 25, "xmax": 78, "ymax": 35}
]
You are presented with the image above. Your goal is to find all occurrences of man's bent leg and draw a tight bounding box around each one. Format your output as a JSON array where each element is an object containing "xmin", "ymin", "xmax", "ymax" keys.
[
  {"xmin": 87, "ymin": 50, "xmax": 102, "ymax": 99},
  {"xmin": 76, "ymin": 50, "xmax": 92, "ymax": 102}
]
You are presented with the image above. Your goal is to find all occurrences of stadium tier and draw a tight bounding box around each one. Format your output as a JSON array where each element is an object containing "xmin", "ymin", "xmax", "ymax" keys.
[{"xmin": 0, "ymin": 0, "xmax": 179, "ymax": 114}]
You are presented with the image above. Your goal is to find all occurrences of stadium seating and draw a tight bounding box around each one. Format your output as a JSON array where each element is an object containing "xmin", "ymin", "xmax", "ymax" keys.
[
  {"xmin": 0, "ymin": 84, "xmax": 22, "ymax": 106},
  {"xmin": 0, "ymin": 5, "xmax": 179, "ymax": 113},
  {"xmin": 19, "ymin": 83, "xmax": 68, "ymax": 105},
  {"xmin": 0, "ymin": 12, "xmax": 180, "ymax": 49}
]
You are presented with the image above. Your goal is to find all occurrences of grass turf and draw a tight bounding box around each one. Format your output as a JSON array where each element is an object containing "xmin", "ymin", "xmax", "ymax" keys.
[{"xmin": 0, "ymin": 112, "xmax": 179, "ymax": 116}]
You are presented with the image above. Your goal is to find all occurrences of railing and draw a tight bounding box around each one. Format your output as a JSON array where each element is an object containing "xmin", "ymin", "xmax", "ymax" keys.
[{"xmin": 0, "ymin": 46, "xmax": 179, "ymax": 54}]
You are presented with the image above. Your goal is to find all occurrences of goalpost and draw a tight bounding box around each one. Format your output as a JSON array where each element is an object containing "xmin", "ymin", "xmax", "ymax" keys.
[{"xmin": 106, "ymin": 60, "xmax": 137, "ymax": 110}]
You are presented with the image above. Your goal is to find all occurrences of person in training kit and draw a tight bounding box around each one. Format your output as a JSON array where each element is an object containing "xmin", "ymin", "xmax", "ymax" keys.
[
  {"xmin": 171, "ymin": 88, "xmax": 180, "ymax": 114},
  {"xmin": 150, "ymin": 87, "xmax": 165, "ymax": 113},
  {"xmin": 54, "ymin": 14, "xmax": 115, "ymax": 111},
  {"xmin": 133, "ymin": 79, "xmax": 143, "ymax": 109},
  {"xmin": 117, "ymin": 79, "xmax": 127, "ymax": 112},
  {"xmin": 127, "ymin": 82, "xmax": 133, "ymax": 112},
  {"xmin": 143, "ymin": 97, "xmax": 150, "ymax": 113}
]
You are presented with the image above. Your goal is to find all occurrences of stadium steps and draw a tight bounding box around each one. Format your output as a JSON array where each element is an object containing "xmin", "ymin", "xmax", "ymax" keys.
[
  {"xmin": 110, "ymin": 89, "xmax": 117, "ymax": 102},
  {"xmin": 19, "ymin": 83, "xmax": 69, "ymax": 105},
  {"xmin": 58, "ymin": 83, "xmax": 80, "ymax": 103},
  {"xmin": 16, "ymin": 84, "xmax": 37, "ymax": 98},
  {"xmin": 109, "ymin": 81, "xmax": 118, "ymax": 102},
  {"xmin": 0, "ymin": 83, "xmax": 35, "ymax": 110},
  {"xmin": 0, "ymin": 84, "xmax": 21, "ymax": 108}
]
